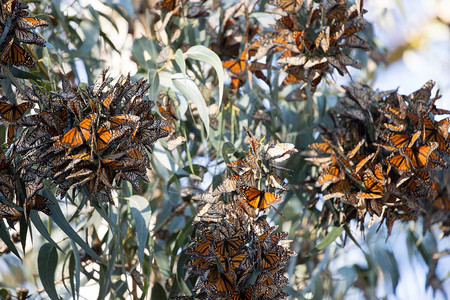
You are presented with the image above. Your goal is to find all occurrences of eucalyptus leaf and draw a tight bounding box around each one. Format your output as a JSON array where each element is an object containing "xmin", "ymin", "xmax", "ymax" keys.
[
  {"xmin": 29, "ymin": 210, "xmax": 63, "ymax": 252},
  {"xmin": 172, "ymin": 73, "xmax": 210, "ymax": 137},
  {"xmin": 309, "ymin": 226, "xmax": 344, "ymax": 256},
  {"xmin": 174, "ymin": 49, "xmax": 186, "ymax": 76},
  {"xmin": 70, "ymin": 241, "xmax": 81, "ymax": 299},
  {"xmin": 185, "ymin": 45, "xmax": 224, "ymax": 110},
  {"xmin": 0, "ymin": 219, "xmax": 21, "ymax": 260},
  {"xmin": 38, "ymin": 243, "xmax": 59, "ymax": 300},
  {"xmin": 129, "ymin": 195, "xmax": 152, "ymax": 265},
  {"xmin": 44, "ymin": 190, "xmax": 104, "ymax": 264}
]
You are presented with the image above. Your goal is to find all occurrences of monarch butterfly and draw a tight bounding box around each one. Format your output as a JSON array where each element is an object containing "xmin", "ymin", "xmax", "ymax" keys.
[
  {"xmin": 15, "ymin": 16, "xmax": 48, "ymax": 29},
  {"xmin": 422, "ymin": 114, "xmax": 450, "ymax": 154},
  {"xmin": 226, "ymin": 286, "xmax": 256, "ymax": 300},
  {"xmin": 339, "ymin": 31, "xmax": 366, "ymax": 49},
  {"xmin": 156, "ymin": 0, "xmax": 177, "ymax": 11},
  {"xmin": 157, "ymin": 101, "xmax": 178, "ymax": 121},
  {"xmin": 243, "ymin": 127, "xmax": 261, "ymax": 156},
  {"xmin": 0, "ymin": 40, "xmax": 35, "ymax": 67},
  {"xmin": 206, "ymin": 268, "xmax": 236, "ymax": 292},
  {"xmin": 227, "ymin": 152, "xmax": 259, "ymax": 174},
  {"xmin": 323, "ymin": 178, "xmax": 350, "ymax": 200},
  {"xmin": 24, "ymin": 194, "xmax": 53, "ymax": 218},
  {"xmin": 276, "ymin": 15, "xmax": 298, "ymax": 31},
  {"xmin": 259, "ymin": 231, "xmax": 289, "ymax": 251},
  {"xmin": 309, "ymin": 140, "xmax": 333, "ymax": 154},
  {"xmin": 260, "ymin": 251, "xmax": 289, "ymax": 270},
  {"xmin": 265, "ymin": 171, "xmax": 288, "ymax": 191},
  {"xmin": 192, "ymin": 191, "xmax": 221, "ymax": 203},
  {"xmin": 1, "ymin": 0, "xmax": 28, "ymax": 21},
  {"xmin": 131, "ymin": 100, "xmax": 154, "ymax": 118},
  {"xmin": 383, "ymin": 122, "xmax": 406, "ymax": 132},
  {"xmin": 186, "ymin": 238, "xmax": 213, "ymax": 257},
  {"xmin": 230, "ymin": 251, "xmax": 255, "ymax": 271},
  {"xmin": 223, "ymin": 49, "xmax": 247, "ymax": 76},
  {"xmin": 357, "ymin": 170, "xmax": 384, "ymax": 200},
  {"xmin": 125, "ymin": 145, "xmax": 150, "ymax": 167},
  {"xmin": 0, "ymin": 173, "xmax": 14, "ymax": 201},
  {"xmin": 270, "ymin": 0, "xmax": 304, "ymax": 12},
  {"xmin": 370, "ymin": 164, "xmax": 386, "ymax": 185},
  {"xmin": 185, "ymin": 257, "xmax": 212, "ymax": 275},
  {"xmin": 387, "ymin": 130, "xmax": 421, "ymax": 149},
  {"xmin": 0, "ymin": 101, "xmax": 33, "ymax": 142},
  {"xmin": 216, "ymin": 234, "xmax": 247, "ymax": 257},
  {"xmin": 388, "ymin": 153, "xmax": 411, "ymax": 173},
  {"xmin": 257, "ymin": 268, "xmax": 283, "ymax": 286},
  {"xmin": 326, "ymin": 1, "xmax": 347, "ymax": 21},
  {"xmin": 354, "ymin": 152, "xmax": 375, "ymax": 174},
  {"xmin": 230, "ymin": 76, "xmax": 245, "ymax": 93},
  {"xmin": 239, "ymin": 186, "xmax": 283, "ymax": 210},
  {"xmin": 54, "ymin": 114, "xmax": 96, "ymax": 150},
  {"xmin": 401, "ymin": 142, "xmax": 438, "ymax": 169},
  {"xmin": 316, "ymin": 164, "xmax": 345, "ymax": 187},
  {"xmin": 24, "ymin": 177, "xmax": 44, "ymax": 200},
  {"xmin": 66, "ymin": 169, "xmax": 94, "ymax": 181},
  {"xmin": 0, "ymin": 101, "xmax": 33, "ymax": 123},
  {"xmin": 0, "ymin": 202, "xmax": 21, "ymax": 222},
  {"xmin": 214, "ymin": 173, "xmax": 239, "ymax": 194},
  {"xmin": 95, "ymin": 126, "xmax": 124, "ymax": 152},
  {"xmin": 14, "ymin": 28, "xmax": 46, "ymax": 46},
  {"xmin": 265, "ymin": 143, "xmax": 297, "ymax": 163}
]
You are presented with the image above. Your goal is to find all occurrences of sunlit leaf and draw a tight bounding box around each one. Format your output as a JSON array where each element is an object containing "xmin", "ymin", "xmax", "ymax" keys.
[
  {"xmin": 172, "ymin": 73, "xmax": 210, "ymax": 137},
  {"xmin": 129, "ymin": 195, "xmax": 152, "ymax": 265},
  {"xmin": 185, "ymin": 45, "xmax": 224, "ymax": 111}
]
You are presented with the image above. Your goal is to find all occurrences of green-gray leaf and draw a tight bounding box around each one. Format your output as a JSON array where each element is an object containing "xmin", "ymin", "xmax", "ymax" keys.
[
  {"xmin": 309, "ymin": 226, "xmax": 344, "ymax": 256},
  {"xmin": 172, "ymin": 73, "xmax": 210, "ymax": 137},
  {"xmin": 38, "ymin": 243, "xmax": 59, "ymax": 300},
  {"xmin": 129, "ymin": 195, "xmax": 152, "ymax": 266},
  {"xmin": 185, "ymin": 45, "xmax": 224, "ymax": 111}
]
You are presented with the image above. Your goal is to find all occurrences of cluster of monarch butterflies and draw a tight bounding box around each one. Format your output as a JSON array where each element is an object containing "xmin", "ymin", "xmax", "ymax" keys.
[
  {"xmin": 175, "ymin": 128, "xmax": 296, "ymax": 298},
  {"xmin": 145, "ymin": 0, "xmax": 368, "ymax": 97},
  {"xmin": 268, "ymin": 0, "xmax": 367, "ymax": 96},
  {"xmin": 193, "ymin": 127, "xmax": 297, "ymax": 219},
  {"xmin": 6, "ymin": 68, "xmax": 170, "ymax": 204},
  {"xmin": 0, "ymin": 0, "xmax": 48, "ymax": 76},
  {"xmin": 304, "ymin": 81, "xmax": 450, "ymax": 236},
  {"xmin": 217, "ymin": 0, "xmax": 368, "ymax": 96},
  {"xmin": 180, "ymin": 213, "xmax": 295, "ymax": 299},
  {"xmin": 0, "ymin": 147, "xmax": 52, "ymax": 226}
]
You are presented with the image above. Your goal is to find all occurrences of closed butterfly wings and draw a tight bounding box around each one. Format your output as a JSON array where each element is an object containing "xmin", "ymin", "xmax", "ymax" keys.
[{"xmin": 0, "ymin": 202, "xmax": 21, "ymax": 222}]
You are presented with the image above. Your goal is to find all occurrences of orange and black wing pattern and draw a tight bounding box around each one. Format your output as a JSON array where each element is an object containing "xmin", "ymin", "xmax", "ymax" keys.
[
  {"xmin": 0, "ymin": 101, "xmax": 33, "ymax": 123},
  {"xmin": 239, "ymin": 186, "xmax": 283, "ymax": 210},
  {"xmin": 55, "ymin": 114, "xmax": 96, "ymax": 149},
  {"xmin": 0, "ymin": 40, "xmax": 35, "ymax": 67}
]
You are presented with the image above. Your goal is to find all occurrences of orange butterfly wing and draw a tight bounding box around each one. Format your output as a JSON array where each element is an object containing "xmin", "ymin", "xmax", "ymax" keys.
[
  {"xmin": 56, "ymin": 114, "xmax": 95, "ymax": 148},
  {"xmin": 0, "ymin": 40, "xmax": 35, "ymax": 67},
  {"xmin": 240, "ymin": 186, "xmax": 282, "ymax": 209}
]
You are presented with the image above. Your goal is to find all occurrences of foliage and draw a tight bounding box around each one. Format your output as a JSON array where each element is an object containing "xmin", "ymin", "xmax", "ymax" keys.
[{"xmin": 0, "ymin": 0, "xmax": 448, "ymax": 299}]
